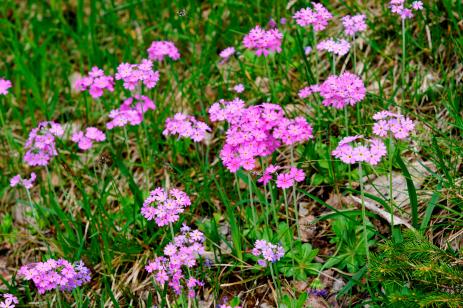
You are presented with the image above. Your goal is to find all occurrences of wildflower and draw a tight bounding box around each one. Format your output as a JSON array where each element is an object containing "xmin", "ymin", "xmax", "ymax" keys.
[
  {"xmin": 74, "ymin": 67, "xmax": 114, "ymax": 99},
  {"xmin": 258, "ymin": 164, "xmax": 280, "ymax": 185},
  {"xmin": 145, "ymin": 227, "xmax": 206, "ymax": 298},
  {"xmin": 303, "ymin": 72, "xmax": 366, "ymax": 109},
  {"xmin": 280, "ymin": 18, "xmax": 287, "ymax": 25},
  {"xmin": 342, "ymin": 14, "xmax": 367, "ymax": 36},
  {"xmin": 147, "ymin": 41, "xmax": 180, "ymax": 61},
  {"xmin": 71, "ymin": 127, "xmax": 106, "ymax": 151},
  {"xmin": 18, "ymin": 259, "xmax": 91, "ymax": 294},
  {"xmin": 209, "ymin": 100, "xmax": 313, "ymax": 173},
  {"xmin": 332, "ymin": 135, "xmax": 386, "ymax": 165},
  {"xmin": 390, "ymin": 0, "xmax": 423, "ymax": 19},
  {"xmin": 243, "ymin": 26, "xmax": 283, "ymax": 57},
  {"xmin": 252, "ymin": 240, "xmax": 285, "ymax": 267},
  {"xmin": 141, "ymin": 188, "xmax": 191, "ymax": 227},
  {"xmin": 307, "ymin": 288, "xmax": 328, "ymax": 297},
  {"xmin": 219, "ymin": 47, "xmax": 235, "ymax": 62},
  {"xmin": 268, "ymin": 18, "xmax": 277, "ymax": 28},
  {"xmin": 0, "ymin": 294, "xmax": 18, "ymax": 308},
  {"xmin": 372, "ymin": 111, "xmax": 415, "ymax": 139},
  {"xmin": 317, "ymin": 38, "xmax": 351, "ymax": 56},
  {"xmin": 304, "ymin": 46, "xmax": 312, "ymax": 55},
  {"xmin": 10, "ymin": 172, "xmax": 36, "ymax": 189},
  {"xmin": 163, "ymin": 113, "xmax": 211, "ymax": 142},
  {"xmin": 106, "ymin": 95, "xmax": 155, "ymax": 129},
  {"xmin": 233, "ymin": 84, "xmax": 245, "ymax": 93},
  {"xmin": 23, "ymin": 122, "xmax": 63, "ymax": 167},
  {"xmin": 0, "ymin": 78, "xmax": 12, "ymax": 95},
  {"xmin": 115, "ymin": 59, "xmax": 160, "ymax": 90},
  {"xmin": 293, "ymin": 2, "xmax": 333, "ymax": 31}
]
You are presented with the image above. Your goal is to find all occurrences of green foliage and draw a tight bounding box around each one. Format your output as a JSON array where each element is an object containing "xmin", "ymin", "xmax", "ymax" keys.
[{"xmin": 369, "ymin": 231, "xmax": 463, "ymax": 307}]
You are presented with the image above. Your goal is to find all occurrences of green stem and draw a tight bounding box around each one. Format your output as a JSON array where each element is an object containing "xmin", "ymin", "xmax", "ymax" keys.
[
  {"xmin": 282, "ymin": 189, "xmax": 294, "ymax": 266},
  {"xmin": 389, "ymin": 135, "xmax": 395, "ymax": 235},
  {"xmin": 358, "ymin": 164, "xmax": 370, "ymax": 264},
  {"xmin": 401, "ymin": 18, "xmax": 406, "ymax": 109},
  {"xmin": 270, "ymin": 263, "xmax": 281, "ymax": 303},
  {"xmin": 290, "ymin": 148, "xmax": 301, "ymax": 239}
]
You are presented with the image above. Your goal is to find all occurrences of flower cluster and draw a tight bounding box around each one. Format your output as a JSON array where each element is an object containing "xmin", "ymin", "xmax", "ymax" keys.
[
  {"xmin": 332, "ymin": 135, "xmax": 387, "ymax": 165},
  {"xmin": 163, "ymin": 113, "xmax": 211, "ymax": 142},
  {"xmin": 71, "ymin": 127, "xmax": 106, "ymax": 151},
  {"xmin": 0, "ymin": 294, "xmax": 18, "ymax": 308},
  {"xmin": 106, "ymin": 95, "xmax": 156, "ymax": 129},
  {"xmin": 243, "ymin": 26, "xmax": 283, "ymax": 57},
  {"xmin": 24, "ymin": 122, "xmax": 64, "ymax": 166},
  {"xmin": 18, "ymin": 259, "xmax": 91, "ymax": 294},
  {"xmin": 0, "ymin": 78, "xmax": 12, "ymax": 95},
  {"xmin": 147, "ymin": 41, "xmax": 180, "ymax": 62},
  {"xmin": 145, "ymin": 225, "xmax": 205, "ymax": 298},
  {"xmin": 342, "ymin": 14, "xmax": 367, "ymax": 36},
  {"xmin": 10, "ymin": 172, "xmax": 36, "ymax": 189},
  {"xmin": 293, "ymin": 3, "xmax": 333, "ymax": 32},
  {"xmin": 316, "ymin": 38, "xmax": 351, "ymax": 56},
  {"xmin": 299, "ymin": 72, "xmax": 366, "ymax": 109},
  {"xmin": 390, "ymin": 0, "xmax": 423, "ymax": 19},
  {"xmin": 219, "ymin": 47, "xmax": 235, "ymax": 63},
  {"xmin": 141, "ymin": 187, "xmax": 191, "ymax": 227},
  {"xmin": 372, "ymin": 111, "xmax": 415, "ymax": 139},
  {"xmin": 115, "ymin": 59, "xmax": 160, "ymax": 91},
  {"xmin": 252, "ymin": 240, "xmax": 285, "ymax": 267},
  {"xmin": 74, "ymin": 67, "xmax": 114, "ymax": 99},
  {"xmin": 209, "ymin": 100, "xmax": 313, "ymax": 172},
  {"xmin": 307, "ymin": 288, "xmax": 328, "ymax": 297}
]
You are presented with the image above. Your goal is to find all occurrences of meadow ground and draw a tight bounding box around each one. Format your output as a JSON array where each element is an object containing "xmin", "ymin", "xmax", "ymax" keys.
[{"xmin": 1, "ymin": 0, "xmax": 463, "ymax": 307}]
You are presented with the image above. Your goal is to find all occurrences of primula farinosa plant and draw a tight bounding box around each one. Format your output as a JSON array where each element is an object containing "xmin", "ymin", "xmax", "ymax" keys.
[
  {"xmin": 372, "ymin": 111, "xmax": 415, "ymax": 139},
  {"xmin": 316, "ymin": 38, "xmax": 351, "ymax": 57},
  {"xmin": 292, "ymin": 2, "xmax": 333, "ymax": 32},
  {"xmin": 145, "ymin": 226, "xmax": 205, "ymax": 298},
  {"xmin": 390, "ymin": 0, "xmax": 423, "ymax": 19},
  {"xmin": 252, "ymin": 240, "xmax": 284, "ymax": 267},
  {"xmin": 106, "ymin": 95, "xmax": 155, "ymax": 129},
  {"xmin": 163, "ymin": 113, "xmax": 211, "ymax": 142},
  {"xmin": 233, "ymin": 83, "xmax": 244, "ymax": 93},
  {"xmin": 332, "ymin": 135, "xmax": 387, "ymax": 166},
  {"xmin": 115, "ymin": 59, "xmax": 160, "ymax": 91},
  {"xmin": 74, "ymin": 66, "xmax": 114, "ymax": 99},
  {"xmin": 0, "ymin": 78, "xmax": 12, "ymax": 95},
  {"xmin": 342, "ymin": 14, "xmax": 367, "ymax": 37},
  {"xmin": 141, "ymin": 188, "xmax": 191, "ymax": 227},
  {"xmin": 299, "ymin": 72, "xmax": 366, "ymax": 109},
  {"xmin": 71, "ymin": 127, "xmax": 106, "ymax": 151},
  {"xmin": 10, "ymin": 172, "xmax": 36, "ymax": 190},
  {"xmin": 23, "ymin": 121, "xmax": 64, "ymax": 167},
  {"xmin": 147, "ymin": 40, "xmax": 181, "ymax": 62},
  {"xmin": 242, "ymin": 26, "xmax": 283, "ymax": 57},
  {"xmin": 0, "ymin": 294, "xmax": 18, "ymax": 308},
  {"xmin": 219, "ymin": 46, "xmax": 235, "ymax": 63},
  {"xmin": 18, "ymin": 259, "xmax": 91, "ymax": 294},
  {"xmin": 209, "ymin": 99, "xmax": 313, "ymax": 172}
]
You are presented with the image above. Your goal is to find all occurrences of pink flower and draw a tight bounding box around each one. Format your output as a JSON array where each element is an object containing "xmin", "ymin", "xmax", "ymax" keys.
[
  {"xmin": 107, "ymin": 95, "xmax": 155, "ymax": 129},
  {"xmin": 115, "ymin": 60, "xmax": 160, "ymax": 90},
  {"xmin": 163, "ymin": 113, "xmax": 211, "ymax": 142},
  {"xmin": 342, "ymin": 14, "xmax": 367, "ymax": 36},
  {"xmin": 10, "ymin": 172, "xmax": 36, "ymax": 189},
  {"xmin": 252, "ymin": 240, "xmax": 284, "ymax": 266},
  {"xmin": 372, "ymin": 111, "xmax": 415, "ymax": 139},
  {"xmin": 71, "ymin": 127, "xmax": 105, "ymax": 151},
  {"xmin": 305, "ymin": 72, "xmax": 366, "ymax": 109},
  {"xmin": 233, "ymin": 84, "xmax": 245, "ymax": 93},
  {"xmin": 147, "ymin": 41, "xmax": 180, "ymax": 62},
  {"xmin": 304, "ymin": 46, "xmax": 312, "ymax": 55},
  {"xmin": 390, "ymin": 0, "xmax": 422, "ymax": 19},
  {"xmin": 276, "ymin": 173, "xmax": 294, "ymax": 189},
  {"xmin": 23, "ymin": 122, "xmax": 63, "ymax": 167},
  {"xmin": 141, "ymin": 188, "xmax": 191, "ymax": 227},
  {"xmin": 74, "ymin": 67, "xmax": 114, "ymax": 99},
  {"xmin": 0, "ymin": 78, "xmax": 12, "ymax": 95},
  {"xmin": 243, "ymin": 26, "xmax": 283, "ymax": 57},
  {"xmin": 293, "ymin": 3, "xmax": 333, "ymax": 32},
  {"xmin": 317, "ymin": 38, "xmax": 351, "ymax": 56},
  {"xmin": 332, "ymin": 136, "xmax": 386, "ymax": 165},
  {"xmin": 219, "ymin": 47, "xmax": 235, "ymax": 62},
  {"xmin": 0, "ymin": 293, "xmax": 18, "ymax": 308}
]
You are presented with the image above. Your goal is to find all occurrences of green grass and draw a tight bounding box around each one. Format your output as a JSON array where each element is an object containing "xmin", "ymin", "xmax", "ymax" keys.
[{"xmin": 1, "ymin": 0, "xmax": 463, "ymax": 307}]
